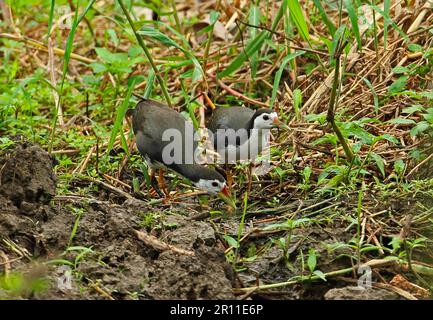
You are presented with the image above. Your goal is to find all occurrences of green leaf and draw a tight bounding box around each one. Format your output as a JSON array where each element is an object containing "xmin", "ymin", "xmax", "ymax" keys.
[
  {"xmin": 402, "ymin": 105, "xmax": 424, "ymax": 114},
  {"xmin": 307, "ymin": 249, "xmax": 317, "ymax": 272},
  {"xmin": 392, "ymin": 65, "xmax": 409, "ymax": 74},
  {"xmin": 383, "ymin": 0, "xmax": 391, "ymax": 48},
  {"xmin": 218, "ymin": 30, "xmax": 268, "ymax": 78},
  {"xmin": 293, "ymin": 88, "xmax": 302, "ymax": 120},
  {"xmin": 369, "ymin": 4, "xmax": 408, "ymax": 42},
  {"xmin": 223, "ymin": 235, "xmax": 239, "ymax": 249},
  {"xmin": 107, "ymin": 29, "xmax": 119, "ymax": 46},
  {"xmin": 143, "ymin": 68, "xmax": 155, "ymax": 98},
  {"xmin": 370, "ymin": 152, "xmax": 385, "ymax": 177},
  {"xmin": 303, "ymin": 166, "xmax": 312, "ymax": 182},
  {"xmin": 387, "ymin": 118, "xmax": 416, "ymax": 125},
  {"xmin": 287, "ymin": 0, "xmax": 310, "ymax": 43},
  {"xmin": 209, "ymin": 10, "xmax": 220, "ymax": 24},
  {"xmin": 312, "ymin": 0, "xmax": 336, "ymax": 36},
  {"xmin": 95, "ymin": 47, "xmax": 128, "ymax": 64},
  {"xmin": 330, "ymin": 25, "xmax": 349, "ymax": 59},
  {"xmin": 270, "ymin": 51, "xmax": 305, "ymax": 107},
  {"xmin": 420, "ymin": 91, "xmax": 433, "ymax": 100},
  {"xmin": 408, "ymin": 43, "xmax": 423, "ymax": 52},
  {"xmin": 313, "ymin": 270, "xmax": 327, "ymax": 281},
  {"xmin": 48, "ymin": 0, "xmax": 55, "ymax": 38},
  {"xmin": 388, "ymin": 76, "xmax": 408, "ymax": 94},
  {"xmin": 394, "ymin": 159, "xmax": 406, "ymax": 175},
  {"xmin": 344, "ymin": 0, "xmax": 361, "ymax": 50},
  {"xmin": 410, "ymin": 121, "xmax": 430, "ymax": 137}
]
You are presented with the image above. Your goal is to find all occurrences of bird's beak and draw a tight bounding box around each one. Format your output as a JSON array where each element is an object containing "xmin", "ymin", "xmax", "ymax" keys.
[
  {"xmin": 218, "ymin": 185, "xmax": 236, "ymax": 209},
  {"xmin": 221, "ymin": 185, "xmax": 231, "ymax": 197},
  {"xmin": 273, "ymin": 117, "xmax": 290, "ymax": 131}
]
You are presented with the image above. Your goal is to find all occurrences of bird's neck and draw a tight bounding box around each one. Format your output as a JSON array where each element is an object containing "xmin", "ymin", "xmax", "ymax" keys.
[
  {"xmin": 245, "ymin": 116, "xmax": 256, "ymax": 135},
  {"xmin": 170, "ymin": 163, "xmax": 203, "ymax": 183}
]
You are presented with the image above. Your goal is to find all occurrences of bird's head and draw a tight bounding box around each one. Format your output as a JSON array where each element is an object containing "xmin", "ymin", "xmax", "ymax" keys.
[
  {"xmin": 253, "ymin": 109, "xmax": 280, "ymax": 129},
  {"xmin": 192, "ymin": 167, "xmax": 230, "ymax": 196}
]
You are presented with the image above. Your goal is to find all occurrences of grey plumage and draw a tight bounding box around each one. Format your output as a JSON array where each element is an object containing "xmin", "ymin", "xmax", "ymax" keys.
[{"xmin": 129, "ymin": 99, "xmax": 225, "ymax": 183}]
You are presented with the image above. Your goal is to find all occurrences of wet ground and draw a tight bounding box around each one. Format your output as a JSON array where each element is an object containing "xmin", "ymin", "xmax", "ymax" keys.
[{"xmin": 0, "ymin": 140, "xmax": 431, "ymax": 299}]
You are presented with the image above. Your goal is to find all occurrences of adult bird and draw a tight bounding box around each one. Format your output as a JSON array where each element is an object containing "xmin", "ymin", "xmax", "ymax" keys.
[
  {"xmin": 207, "ymin": 106, "xmax": 281, "ymax": 188},
  {"xmin": 127, "ymin": 99, "xmax": 230, "ymax": 198},
  {"xmin": 208, "ymin": 106, "xmax": 280, "ymax": 162}
]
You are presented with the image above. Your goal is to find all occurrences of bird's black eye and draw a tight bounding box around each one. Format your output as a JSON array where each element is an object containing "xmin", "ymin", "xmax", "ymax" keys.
[
  {"xmin": 212, "ymin": 181, "xmax": 218, "ymax": 187},
  {"xmin": 263, "ymin": 115, "xmax": 269, "ymax": 121}
]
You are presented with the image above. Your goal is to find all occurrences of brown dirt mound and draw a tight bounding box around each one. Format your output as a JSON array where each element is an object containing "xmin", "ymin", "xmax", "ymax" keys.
[{"xmin": 0, "ymin": 141, "xmax": 235, "ymax": 300}]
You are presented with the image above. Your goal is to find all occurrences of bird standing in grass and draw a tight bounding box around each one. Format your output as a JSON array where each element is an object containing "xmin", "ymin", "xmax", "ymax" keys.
[
  {"xmin": 207, "ymin": 106, "xmax": 282, "ymax": 189},
  {"xmin": 127, "ymin": 99, "xmax": 230, "ymax": 199}
]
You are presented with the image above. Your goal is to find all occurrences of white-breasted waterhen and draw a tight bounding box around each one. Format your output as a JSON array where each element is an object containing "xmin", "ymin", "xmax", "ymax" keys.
[
  {"xmin": 207, "ymin": 106, "xmax": 282, "ymax": 189},
  {"xmin": 127, "ymin": 99, "xmax": 230, "ymax": 199}
]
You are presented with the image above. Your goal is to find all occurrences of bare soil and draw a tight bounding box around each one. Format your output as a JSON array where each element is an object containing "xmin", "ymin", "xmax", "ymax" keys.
[{"xmin": 0, "ymin": 140, "xmax": 429, "ymax": 300}]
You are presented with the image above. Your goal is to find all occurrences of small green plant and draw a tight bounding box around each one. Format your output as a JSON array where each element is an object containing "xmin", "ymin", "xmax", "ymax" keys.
[{"xmin": 306, "ymin": 248, "xmax": 326, "ymax": 281}]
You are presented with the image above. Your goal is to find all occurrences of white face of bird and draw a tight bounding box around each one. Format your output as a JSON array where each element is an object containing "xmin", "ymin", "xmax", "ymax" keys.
[
  {"xmin": 254, "ymin": 112, "xmax": 280, "ymax": 129},
  {"xmin": 194, "ymin": 179, "xmax": 229, "ymax": 195}
]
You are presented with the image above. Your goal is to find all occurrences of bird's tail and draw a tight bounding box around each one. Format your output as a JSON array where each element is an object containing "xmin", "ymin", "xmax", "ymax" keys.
[{"xmin": 125, "ymin": 108, "xmax": 136, "ymax": 118}]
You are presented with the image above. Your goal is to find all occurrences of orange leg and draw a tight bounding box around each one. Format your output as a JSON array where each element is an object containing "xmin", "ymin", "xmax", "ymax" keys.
[
  {"xmin": 226, "ymin": 168, "xmax": 233, "ymax": 188},
  {"xmin": 157, "ymin": 168, "xmax": 171, "ymax": 199},
  {"xmin": 149, "ymin": 169, "xmax": 164, "ymax": 198}
]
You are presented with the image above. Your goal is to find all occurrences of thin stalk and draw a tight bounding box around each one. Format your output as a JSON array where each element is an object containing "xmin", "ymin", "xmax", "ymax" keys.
[
  {"xmin": 234, "ymin": 192, "xmax": 248, "ymax": 265},
  {"xmin": 326, "ymin": 42, "xmax": 354, "ymax": 163},
  {"xmin": 117, "ymin": 0, "xmax": 172, "ymax": 108},
  {"xmin": 356, "ymin": 185, "xmax": 363, "ymax": 266},
  {"xmin": 170, "ymin": 0, "xmax": 181, "ymax": 32},
  {"xmin": 236, "ymin": 258, "xmax": 397, "ymax": 292},
  {"xmin": 202, "ymin": 25, "xmax": 214, "ymax": 75}
]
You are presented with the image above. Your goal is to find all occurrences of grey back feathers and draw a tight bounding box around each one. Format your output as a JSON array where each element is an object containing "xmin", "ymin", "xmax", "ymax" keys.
[
  {"xmin": 129, "ymin": 99, "xmax": 225, "ymax": 184},
  {"xmin": 208, "ymin": 106, "xmax": 275, "ymax": 150}
]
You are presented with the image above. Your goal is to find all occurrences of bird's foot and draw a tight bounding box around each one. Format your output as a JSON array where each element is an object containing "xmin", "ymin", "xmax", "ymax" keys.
[{"xmin": 149, "ymin": 186, "xmax": 164, "ymax": 198}]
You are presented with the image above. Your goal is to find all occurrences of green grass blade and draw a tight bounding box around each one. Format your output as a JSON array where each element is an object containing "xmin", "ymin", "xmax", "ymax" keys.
[
  {"xmin": 312, "ymin": 0, "xmax": 336, "ymax": 36},
  {"xmin": 47, "ymin": 0, "xmax": 55, "ymax": 38},
  {"xmin": 60, "ymin": 3, "xmax": 79, "ymax": 87},
  {"xmin": 218, "ymin": 30, "xmax": 268, "ymax": 78},
  {"xmin": 270, "ymin": 51, "xmax": 305, "ymax": 108},
  {"xmin": 287, "ymin": 0, "xmax": 310, "ymax": 43},
  {"xmin": 369, "ymin": 4, "xmax": 408, "ymax": 41},
  {"xmin": 143, "ymin": 68, "xmax": 155, "ymax": 98},
  {"xmin": 293, "ymin": 88, "xmax": 302, "ymax": 120},
  {"xmin": 49, "ymin": 0, "xmax": 82, "ymax": 153},
  {"xmin": 107, "ymin": 78, "xmax": 136, "ymax": 154},
  {"xmin": 248, "ymin": 4, "xmax": 260, "ymax": 78},
  {"xmin": 218, "ymin": 1, "xmax": 287, "ymax": 78},
  {"xmin": 359, "ymin": 76, "xmax": 379, "ymax": 113},
  {"xmin": 138, "ymin": 25, "xmax": 204, "ymax": 83},
  {"xmin": 330, "ymin": 25, "xmax": 349, "ymax": 58},
  {"xmin": 118, "ymin": 0, "xmax": 172, "ymax": 108},
  {"xmin": 383, "ymin": 0, "xmax": 391, "ymax": 48},
  {"xmin": 344, "ymin": 0, "xmax": 361, "ymax": 50}
]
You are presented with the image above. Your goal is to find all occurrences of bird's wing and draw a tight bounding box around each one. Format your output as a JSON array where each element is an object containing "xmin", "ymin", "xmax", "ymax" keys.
[
  {"xmin": 208, "ymin": 107, "xmax": 253, "ymax": 149},
  {"xmin": 133, "ymin": 101, "xmax": 198, "ymax": 166}
]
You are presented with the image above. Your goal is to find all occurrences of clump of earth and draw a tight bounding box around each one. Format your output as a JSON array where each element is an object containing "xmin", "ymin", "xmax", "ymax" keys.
[
  {"xmin": 0, "ymin": 139, "xmax": 235, "ymax": 299},
  {"xmin": 0, "ymin": 139, "xmax": 413, "ymax": 300}
]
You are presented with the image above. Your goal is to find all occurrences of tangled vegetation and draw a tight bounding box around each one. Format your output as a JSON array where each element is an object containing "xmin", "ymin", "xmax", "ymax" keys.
[{"xmin": 1, "ymin": 0, "xmax": 433, "ymax": 300}]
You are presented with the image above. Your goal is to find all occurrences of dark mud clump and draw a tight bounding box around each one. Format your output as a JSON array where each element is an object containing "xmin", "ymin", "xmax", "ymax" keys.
[
  {"xmin": 0, "ymin": 140, "xmax": 235, "ymax": 300},
  {"xmin": 0, "ymin": 141, "xmax": 57, "ymax": 207},
  {"xmin": 0, "ymin": 141, "xmax": 71, "ymax": 260}
]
